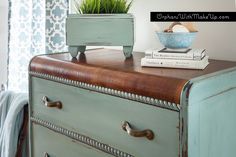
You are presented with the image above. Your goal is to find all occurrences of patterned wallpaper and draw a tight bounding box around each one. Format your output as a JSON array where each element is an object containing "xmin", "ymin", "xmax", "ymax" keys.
[{"xmin": 46, "ymin": 0, "xmax": 68, "ymax": 53}]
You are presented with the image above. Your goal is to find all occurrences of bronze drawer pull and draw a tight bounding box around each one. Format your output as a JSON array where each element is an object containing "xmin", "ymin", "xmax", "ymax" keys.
[
  {"xmin": 44, "ymin": 152, "xmax": 49, "ymax": 157},
  {"xmin": 122, "ymin": 121, "xmax": 154, "ymax": 140},
  {"xmin": 42, "ymin": 96, "xmax": 62, "ymax": 109}
]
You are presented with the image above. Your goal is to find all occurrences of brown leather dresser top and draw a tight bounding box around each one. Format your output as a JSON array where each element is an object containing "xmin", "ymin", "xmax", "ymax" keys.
[{"xmin": 29, "ymin": 48, "xmax": 236, "ymax": 104}]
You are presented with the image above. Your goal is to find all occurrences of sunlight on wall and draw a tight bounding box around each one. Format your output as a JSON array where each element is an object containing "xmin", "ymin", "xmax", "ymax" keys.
[{"xmin": 129, "ymin": 0, "xmax": 236, "ymax": 61}]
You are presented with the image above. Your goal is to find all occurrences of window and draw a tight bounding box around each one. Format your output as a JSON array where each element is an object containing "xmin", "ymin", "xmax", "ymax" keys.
[
  {"xmin": 7, "ymin": 0, "xmax": 68, "ymax": 92},
  {"xmin": 0, "ymin": 2, "xmax": 8, "ymax": 87}
]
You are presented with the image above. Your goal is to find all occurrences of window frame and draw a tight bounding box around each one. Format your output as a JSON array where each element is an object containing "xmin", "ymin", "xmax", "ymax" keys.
[{"xmin": 0, "ymin": 2, "xmax": 8, "ymax": 87}]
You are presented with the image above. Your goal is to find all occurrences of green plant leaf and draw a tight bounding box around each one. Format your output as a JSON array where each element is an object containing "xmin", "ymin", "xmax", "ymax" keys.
[{"xmin": 74, "ymin": 0, "xmax": 133, "ymax": 14}]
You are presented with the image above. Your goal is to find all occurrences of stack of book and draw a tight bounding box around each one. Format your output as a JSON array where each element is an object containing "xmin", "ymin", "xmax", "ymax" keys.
[{"xmin": 141, "ymin": 48, "xmax": 209, "ymax": 70}]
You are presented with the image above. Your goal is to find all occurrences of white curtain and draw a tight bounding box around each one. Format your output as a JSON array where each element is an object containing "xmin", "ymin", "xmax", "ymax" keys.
[{"xmin": 8, "ymin": 0, "xmax": 68, "ymax": 92}]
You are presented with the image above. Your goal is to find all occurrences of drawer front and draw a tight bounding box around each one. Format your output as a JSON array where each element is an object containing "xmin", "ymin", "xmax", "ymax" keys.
[
  {"xmin": 31, "ymin": 123, "xmax": 112, "ymax": 157},
  {"xmin": 30, "ymin": 77, "xmax": 179, "ymax": 157}
]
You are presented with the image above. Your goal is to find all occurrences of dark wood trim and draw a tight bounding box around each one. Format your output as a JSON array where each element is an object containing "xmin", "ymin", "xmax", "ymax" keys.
[
  {"xmin": 29, "ymin": 49, "xmax": 236, "ymax": 104},
  {"xmin": 16, "ymin": 105, "xmax": 28, "ymax": 157}
]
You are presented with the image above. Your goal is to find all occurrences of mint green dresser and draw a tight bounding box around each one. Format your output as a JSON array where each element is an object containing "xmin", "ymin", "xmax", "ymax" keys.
[{"xmin": 29, "ymin": 49, "xmax": 236, "ymax": 157}]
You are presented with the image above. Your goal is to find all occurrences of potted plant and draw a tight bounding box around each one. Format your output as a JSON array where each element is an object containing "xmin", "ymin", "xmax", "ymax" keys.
[{"xmin": 66, "ymin": 0, "xmax": 134, "ymax": 58}]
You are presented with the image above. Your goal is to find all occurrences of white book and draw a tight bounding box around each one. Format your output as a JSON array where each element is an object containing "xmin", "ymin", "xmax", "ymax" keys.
[
  {"xmin": 145, "ymin": 48, "xmax": 206, "ymax": 60},
  {"xmin": 141, "ymin": 56, "xmax": 209, "ymax": 70}
]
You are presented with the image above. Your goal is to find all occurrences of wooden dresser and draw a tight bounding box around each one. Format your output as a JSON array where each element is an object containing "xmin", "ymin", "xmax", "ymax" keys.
[{"xmin": 29, "ymin": 49, "xmax": 236, "ymax": 157}]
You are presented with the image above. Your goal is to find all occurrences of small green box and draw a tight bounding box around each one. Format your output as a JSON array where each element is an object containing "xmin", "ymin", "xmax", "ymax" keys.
[{"xmin": 66, "ymin": 14, "xmax": 135, "ymax": 58}]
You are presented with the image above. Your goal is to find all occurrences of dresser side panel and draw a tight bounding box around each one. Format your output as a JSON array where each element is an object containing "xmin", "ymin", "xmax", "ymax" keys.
[{"xmin": 187, "ymin": 68, "xmax": 236, "ymax": 157}]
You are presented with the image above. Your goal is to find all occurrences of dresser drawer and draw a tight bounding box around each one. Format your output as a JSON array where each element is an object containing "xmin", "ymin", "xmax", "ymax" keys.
[
  {"xmin": 30, "ymin": 77, "xmax": 179, "ymax": 157},
  {"xmin": 31, "ymin": 123, "xmax": 112, "ymax": 157}
]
